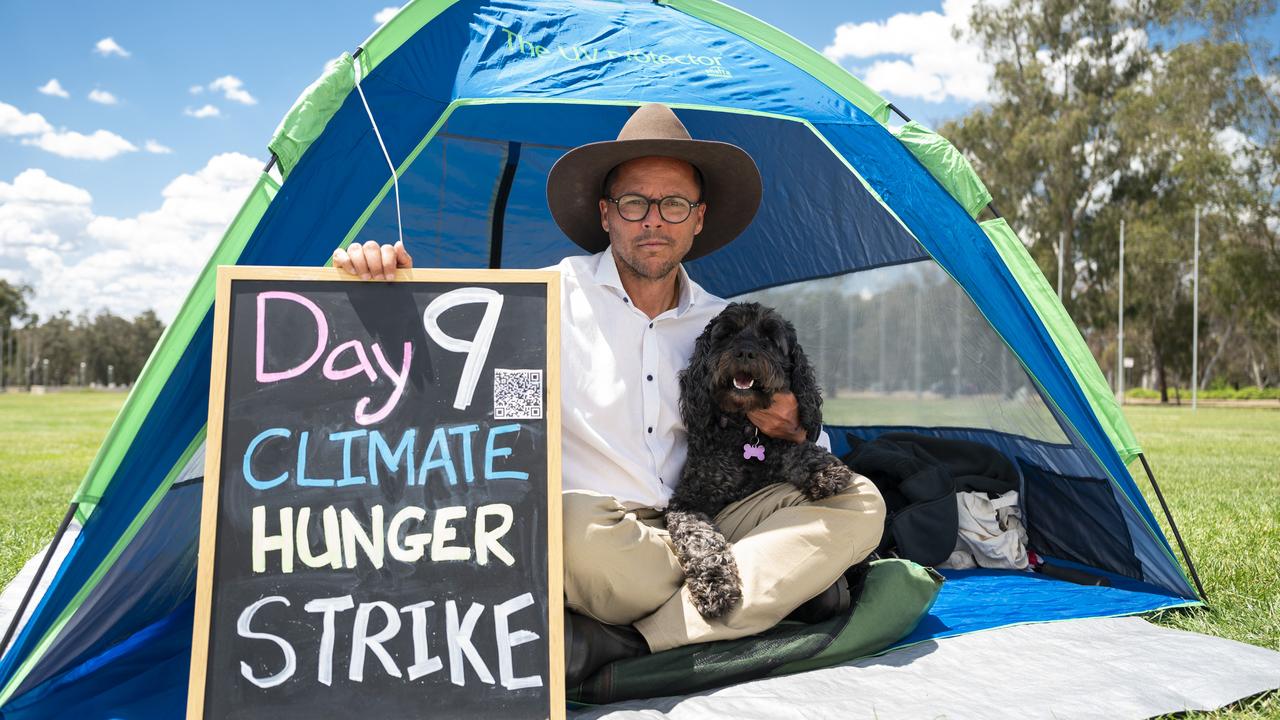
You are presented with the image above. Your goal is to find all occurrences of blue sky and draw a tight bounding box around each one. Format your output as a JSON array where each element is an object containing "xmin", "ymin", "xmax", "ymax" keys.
[
  {"xmin": 1, "ymin": 1, "xmax": 1270, "ymax": 319},
  {"xmin": 1, "ymin": 1, "xmax": 978, "ymax": 218}
]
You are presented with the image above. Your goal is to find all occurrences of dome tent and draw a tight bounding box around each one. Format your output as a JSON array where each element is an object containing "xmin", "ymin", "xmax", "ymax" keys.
[{"xmin": 0, "ymin": 0, "xmax": 1204, "ymax": 716}]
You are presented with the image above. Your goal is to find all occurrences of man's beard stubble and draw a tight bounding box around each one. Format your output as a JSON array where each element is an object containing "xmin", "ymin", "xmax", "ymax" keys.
[{"xmin": 612, "ymin": 231, "xmax": 685, "ymax": 281}]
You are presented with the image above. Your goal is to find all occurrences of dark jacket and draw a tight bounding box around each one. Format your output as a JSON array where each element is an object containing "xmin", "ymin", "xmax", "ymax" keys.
[{"xmin": 843, "ymin": 432, "xmax": 1018, "ymax": 566}]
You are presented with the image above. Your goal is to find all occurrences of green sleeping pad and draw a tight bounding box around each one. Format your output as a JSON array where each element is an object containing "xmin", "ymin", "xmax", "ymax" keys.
[{"xmin": 569, "ymin": 558, "xmax": 943, "ymax": 706}]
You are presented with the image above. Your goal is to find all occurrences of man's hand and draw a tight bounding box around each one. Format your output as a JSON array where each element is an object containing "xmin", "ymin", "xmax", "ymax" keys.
[
  {"xmin": 332, "ymin": 240, "xmax": 413, "ymax": 280},
  {"xmin": 748, "ymin": 391, "xmax": 807, "ymax": 444}
]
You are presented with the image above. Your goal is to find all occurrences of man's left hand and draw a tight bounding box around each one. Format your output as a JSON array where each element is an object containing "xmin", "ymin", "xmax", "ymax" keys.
[{"xmin": 748, "ymin": 392, "xmax": 807, "ymax": 444}]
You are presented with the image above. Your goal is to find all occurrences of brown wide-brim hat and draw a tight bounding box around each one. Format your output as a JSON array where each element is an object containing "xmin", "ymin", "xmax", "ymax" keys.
[{"xmin": 547, "ymin": 103, "xmax": 762, "ymax": 261}]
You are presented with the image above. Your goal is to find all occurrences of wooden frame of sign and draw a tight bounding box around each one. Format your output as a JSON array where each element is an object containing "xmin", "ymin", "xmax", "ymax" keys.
[{"xmin": 189, "ymin": 265, "xmax": 564, "ymax": 719}]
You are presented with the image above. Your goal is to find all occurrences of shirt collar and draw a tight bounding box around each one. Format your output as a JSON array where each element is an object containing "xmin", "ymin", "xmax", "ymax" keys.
[{"xmin": 591, "ymin": 249, "xmax": 700, "ymax": 317}]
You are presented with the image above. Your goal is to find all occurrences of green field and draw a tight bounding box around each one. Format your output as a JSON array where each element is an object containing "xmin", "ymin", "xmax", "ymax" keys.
[
  {"xmin": 0, "ymin": 393, "xmax": 1276, "ymax": 715},
  {"xmin": 0, "ymin": 392, "xmax": 124, "ymax": 588}
]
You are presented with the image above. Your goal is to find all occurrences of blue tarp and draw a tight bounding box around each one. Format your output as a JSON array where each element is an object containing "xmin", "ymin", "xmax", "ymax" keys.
[{"xmin": 902, "ymin": 567, "xmax": 1195, "ymax": 648}]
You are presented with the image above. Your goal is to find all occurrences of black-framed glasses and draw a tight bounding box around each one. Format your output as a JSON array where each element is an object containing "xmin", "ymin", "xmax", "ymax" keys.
[{"xmin": 605, "ymin": 194, "xmax": 702, "ymax": 223}]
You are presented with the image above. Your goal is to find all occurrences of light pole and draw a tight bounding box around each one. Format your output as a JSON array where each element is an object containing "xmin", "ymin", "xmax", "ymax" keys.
[
  {"xmin": 1117, "ymin": 219, "xmax": 1125, "ymax": 402},
  {"xmin": 108, "ymin": 364, "xmax": 114, "ymax": 387},
  {"xmin": 1057, "ymin": 231, "xmax": 1065, "ymax": 301},
  {"xmin": 1192, "ymin": 205, "xmax": 1200, "ymax": 411}
]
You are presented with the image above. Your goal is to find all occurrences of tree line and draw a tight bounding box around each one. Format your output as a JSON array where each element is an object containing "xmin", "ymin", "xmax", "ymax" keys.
[
  {"xmin": 0, "ymin": 280, "xmax": 165, "ymax": 389},
  {"xmin": 942, "ymin": 0, "xmax": 1279, "ymax": 401},
  {"xmin": 3, "ymin": 0, "xmax": 1275, "ymax": 402}
]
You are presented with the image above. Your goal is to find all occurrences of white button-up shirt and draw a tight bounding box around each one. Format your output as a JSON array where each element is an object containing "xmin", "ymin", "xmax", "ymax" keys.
[{"xmin": 552, "ymin": 250, "xmax": 727, "ymax": 509}]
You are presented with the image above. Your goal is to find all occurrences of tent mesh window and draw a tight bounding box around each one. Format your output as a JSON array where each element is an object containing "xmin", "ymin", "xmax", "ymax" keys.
[{"xmin": 738, "ymin": 264, "xmax": 1070, "ymax": 444}]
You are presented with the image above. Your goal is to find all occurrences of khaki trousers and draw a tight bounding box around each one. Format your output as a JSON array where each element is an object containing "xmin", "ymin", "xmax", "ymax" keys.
[{"xmin": 563, "ymin": 474, "xmax": 886, "ymax": 653}]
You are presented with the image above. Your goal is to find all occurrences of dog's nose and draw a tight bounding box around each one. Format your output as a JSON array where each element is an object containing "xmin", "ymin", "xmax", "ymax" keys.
[{"xmin": 736, "ymin": 349, "xmax": 756, "ymax": 361}]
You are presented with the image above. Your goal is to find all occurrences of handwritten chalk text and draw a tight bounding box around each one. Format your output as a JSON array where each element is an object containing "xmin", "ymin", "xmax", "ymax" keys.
[
  {"xmin": 237, "ymin": 592, "xmax": 543, "ymax": 690},
  {"xmin": 254, "ymin": 287, "xmax": 504, "ymax": 423}
]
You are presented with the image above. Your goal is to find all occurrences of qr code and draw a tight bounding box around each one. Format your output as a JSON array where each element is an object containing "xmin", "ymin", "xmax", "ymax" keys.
[{"xmin": 493, "ymin": 369, "xmax": 543, "ymax": 419}]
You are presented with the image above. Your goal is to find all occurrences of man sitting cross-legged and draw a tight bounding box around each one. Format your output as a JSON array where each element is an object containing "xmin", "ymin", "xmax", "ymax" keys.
[{"xmin": 333, "ymin": 103, "xmax": 886, "ymax": 687}]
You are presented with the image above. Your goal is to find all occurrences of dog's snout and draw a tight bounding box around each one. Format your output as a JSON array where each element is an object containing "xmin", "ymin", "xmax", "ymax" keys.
[{"xmin": 735, "ymin": 348, "xmax": 756, "ymax": 361}]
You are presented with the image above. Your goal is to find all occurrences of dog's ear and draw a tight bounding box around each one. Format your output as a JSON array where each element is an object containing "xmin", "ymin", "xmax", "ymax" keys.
[
  {"xmin": 680, "ymin": 315, "xmax": 721, "ymax": 432},
  {"xmin": 784, "ymin": 318, "xmax": 823, "ymax": 441}
]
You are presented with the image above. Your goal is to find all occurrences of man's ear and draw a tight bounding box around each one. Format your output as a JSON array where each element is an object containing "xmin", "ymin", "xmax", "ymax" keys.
[
  {"xmin": 785, "ymin": 321, "xmax": 821, "ymax": 440},
  {"xmin": 679, "ymin": 319, "xmax": 720, "ymax": 432},
  {"xmin": 693, "ymin": 201, "xmax": 705, "ymax": 236},
  {"xmin": 599, "ymin": 198, "xmax": 610, "ymax": 232}
]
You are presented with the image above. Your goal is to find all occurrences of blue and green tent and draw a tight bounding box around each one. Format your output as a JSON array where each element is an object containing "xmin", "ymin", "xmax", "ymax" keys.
[{"xmin": 0, "ymin": 1, "xmax": 1203, "ymax": 716}]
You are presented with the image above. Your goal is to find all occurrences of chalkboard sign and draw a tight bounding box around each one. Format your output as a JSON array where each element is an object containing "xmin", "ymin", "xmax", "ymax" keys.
[{"xmin": 190, "ymin": 266, "xmax": 563, "ymax": 720}]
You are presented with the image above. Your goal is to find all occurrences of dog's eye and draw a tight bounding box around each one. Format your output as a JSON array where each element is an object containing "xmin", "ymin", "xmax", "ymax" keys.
[{"xmin": 764, "ymin": 323, "xmax": 790, "ymax": 354}]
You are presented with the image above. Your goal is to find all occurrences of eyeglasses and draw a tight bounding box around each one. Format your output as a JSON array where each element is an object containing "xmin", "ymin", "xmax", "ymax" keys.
[{"xmin": 605, "ymin": 194, "xmax": 703, "ymax": 223}]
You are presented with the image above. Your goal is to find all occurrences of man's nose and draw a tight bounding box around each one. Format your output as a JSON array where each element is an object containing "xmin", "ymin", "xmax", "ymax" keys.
[{"xmin": 641, "ymin": 201, "xmax": 664, "ymax": 227}]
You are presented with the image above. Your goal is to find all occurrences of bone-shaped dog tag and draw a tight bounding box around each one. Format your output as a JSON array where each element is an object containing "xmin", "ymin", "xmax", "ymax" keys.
[{"xmin": 743, "ymin": 443, "xmax": 765, "ymax": 461}]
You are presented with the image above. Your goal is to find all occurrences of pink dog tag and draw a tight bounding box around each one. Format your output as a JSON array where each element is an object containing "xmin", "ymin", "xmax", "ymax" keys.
[{"xmin": 743, "ymin": 443, "xmax": 766, "ymax": 461}]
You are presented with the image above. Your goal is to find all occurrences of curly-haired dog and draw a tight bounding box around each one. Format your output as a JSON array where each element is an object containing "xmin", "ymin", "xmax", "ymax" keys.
[{"xmin": 666, "ymin": 302, "xmax": 856, "ymax": 619}]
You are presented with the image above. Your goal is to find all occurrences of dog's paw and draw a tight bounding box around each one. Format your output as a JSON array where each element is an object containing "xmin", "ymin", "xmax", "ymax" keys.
[
  {"xmin": 803, "ymin": 461, "xmax": 854, "ymax": 501},
  {"xmin": 685, "ymin": 551, "xmax": 742, "ymax": 619}
]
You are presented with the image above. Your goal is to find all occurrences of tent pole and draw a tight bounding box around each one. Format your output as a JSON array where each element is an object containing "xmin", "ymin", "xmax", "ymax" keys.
[
  {"xmin": 1137, "ymin": 453, "xmax": 1208, "ymax": 602},
  {"xmin": 0, "ymin": 503, "xmax": 78, "ymax": 659},
  {"xmin": 488, "ymin": 141, "xmax": 522, "ymax": 269},
  {"xmin": 886, "ymin": 103, "xmax": 912, "ymax": 123}
]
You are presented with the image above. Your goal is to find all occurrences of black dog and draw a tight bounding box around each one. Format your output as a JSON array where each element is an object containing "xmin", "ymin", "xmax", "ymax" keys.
[{"xmin": 666, "ymin": 302, "xmax": 855, "ymax": 619}]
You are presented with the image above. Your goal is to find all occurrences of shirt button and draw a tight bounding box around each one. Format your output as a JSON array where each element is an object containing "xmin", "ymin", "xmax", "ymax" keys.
[
  {"xmin": 649, "ymin": 322, "xmax": 654, "ymax": 328},
  {"xmin": 647, "ymin": 426, "xmax": 653, "ymax": 433},
  {"xmin": 623, "ymin": 297, "xmax": 630, "ymax": 304},
  {"xmin": 647, "ymin": 374, "xmax": 653, "ymax": 381}
]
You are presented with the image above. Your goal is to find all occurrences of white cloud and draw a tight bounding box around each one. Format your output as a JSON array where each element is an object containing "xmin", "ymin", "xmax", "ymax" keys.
[
  {"xmin": 823, "ymin": 0, "xmax": 992, "ymax": 104},
  {"xmin": 88, "ymin": 89, "xmax": 119, "ymax": 105},
  {"xmin": 0, "ymin": 102, "xmax": 53, "ymax": 137},
  {"xmin": 0, "ymin": 101, "xmax": 139, "ymax": 160},
  {"xmin": 94, "ymin": 37, "xmax": 130, "ymax": 58},
  {"xmin": 862, "ymin": 61, "xmax": 947, "ymax": 102},
  {"xmin": 184, "ymin": 104, "xmax": 221, "ymax": 119},
  {"xmin": 1214, "ymin": 126, "xmax": 1255, "ymax": 174},
  {"xmin": 188, "ymin": 85, "xmax": 204, "ymax": 95},
  {"xmin": 0, "ymin": 153, "xmax": 261, "ymax": 320},
  {"xmin": 21, "ymin": 129, "xmax": 137, "ymax": 160},
  {"xmin": 144, "ymin": 139, "xmax": 173, "ymax": 154},
  {"xmin": 0, "ymin": 170, "xmax": 95, "ymax": 269},
  {"xmin": 207, "ymin": 75, "xmax": 257, "ymax": 105},
  {"xmin": 37, "ymin": 79, "xmax": 70, "ymax": 99},
  {"xmin": 0, "ymin": 101, "xmax": 136, "ymax": 160},
  {"xmin": 0, "ymin": 169, "xmax": 92, "ymax": 206},
  {"xmin": 374, "ymin": 6, "xmax": 399, "ymax": 24}
]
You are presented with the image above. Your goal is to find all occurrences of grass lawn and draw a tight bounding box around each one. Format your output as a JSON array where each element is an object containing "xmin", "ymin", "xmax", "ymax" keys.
[
  {"xmin": 0, "ymin": 391, "xmax": 124, "ymax": 589},
  {"xmin": 0, "ymin": 394, "xmax": 1276, "ymax": 715}
]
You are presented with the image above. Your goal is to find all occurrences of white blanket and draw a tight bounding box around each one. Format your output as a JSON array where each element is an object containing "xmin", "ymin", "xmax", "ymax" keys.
[{"xmin": 572, "ymin": 616, "xmax": 1280, "ymax": 720}]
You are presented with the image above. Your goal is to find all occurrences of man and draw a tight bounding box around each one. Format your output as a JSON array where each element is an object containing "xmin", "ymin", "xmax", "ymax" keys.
[{"xmin": 334, "ymin": 104, "xmax": 885, "ymax": 686}]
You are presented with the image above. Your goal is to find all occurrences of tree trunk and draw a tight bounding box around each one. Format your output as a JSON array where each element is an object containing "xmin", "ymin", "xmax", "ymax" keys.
[
  {"xmin": 1154, "ymin": 331, "xmax": 1169, "ymax": 403},
  {"xmin": 1245, "ymin": 336, "xmax": 1266, "ymax": 388},
  {"xmin": 1198, "ymin": 317, "xmax": 1235, "ymax": 390}
]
